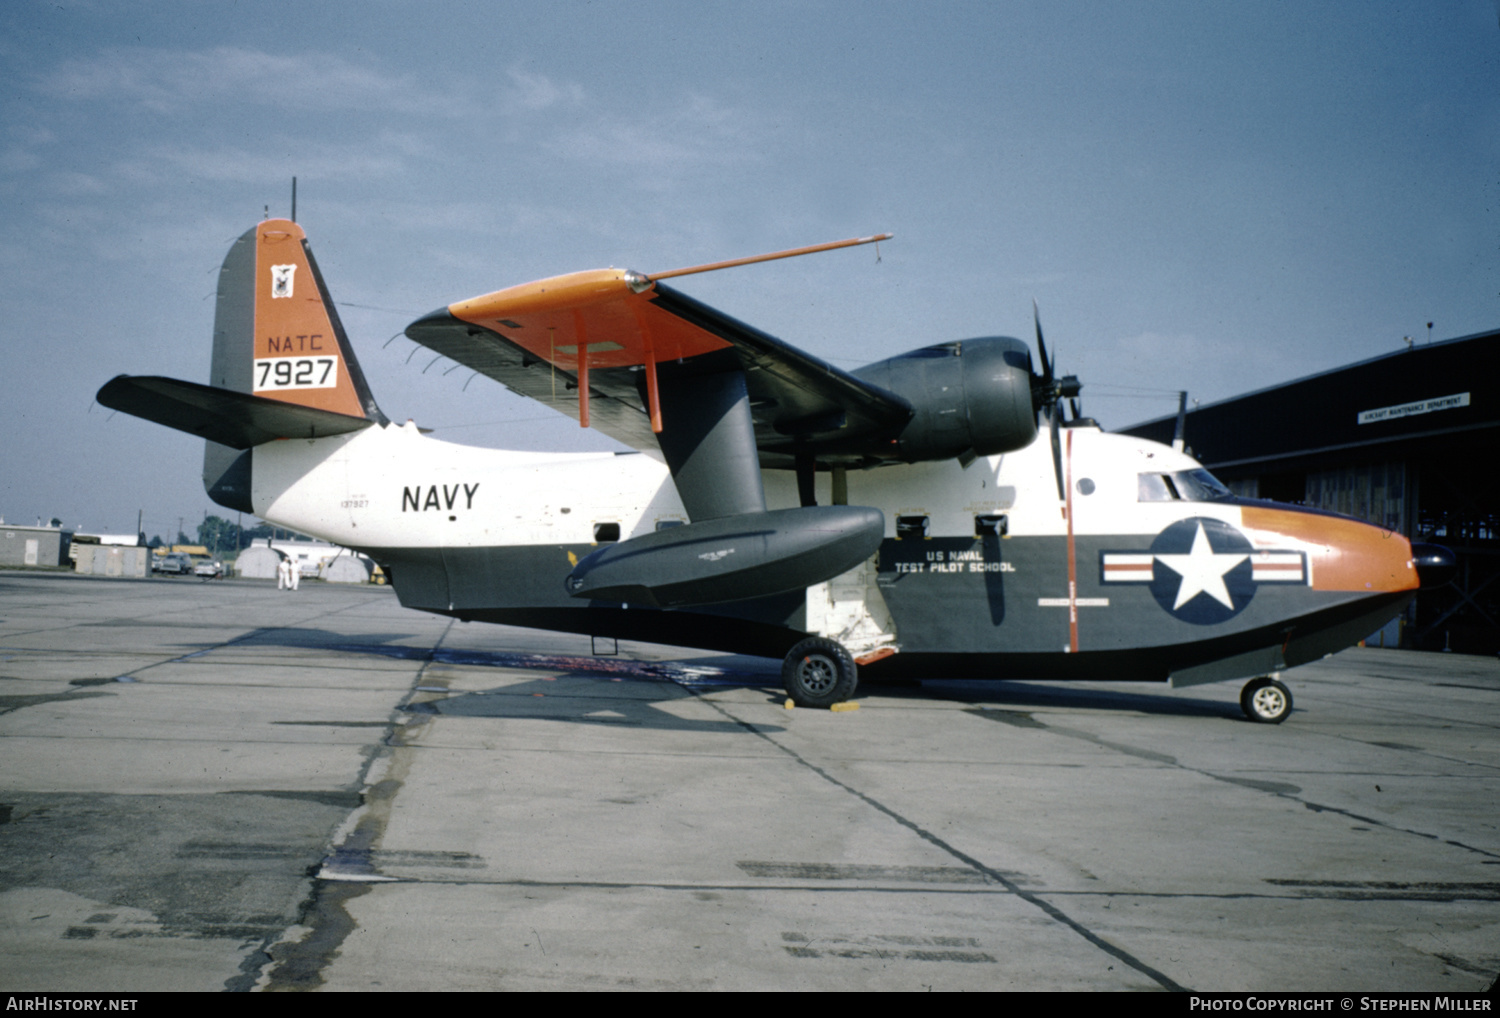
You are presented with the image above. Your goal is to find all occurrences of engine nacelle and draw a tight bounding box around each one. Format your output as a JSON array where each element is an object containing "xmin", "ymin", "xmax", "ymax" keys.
[{"xmin": 853, "ymin": 337, "xmax": 1037, "ymax": 462}]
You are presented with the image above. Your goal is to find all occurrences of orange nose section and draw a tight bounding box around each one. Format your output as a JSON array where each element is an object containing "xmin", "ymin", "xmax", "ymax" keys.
[{"xmin": 1240, "ymin": 506, "xmax": 1417, "ymax": 593}]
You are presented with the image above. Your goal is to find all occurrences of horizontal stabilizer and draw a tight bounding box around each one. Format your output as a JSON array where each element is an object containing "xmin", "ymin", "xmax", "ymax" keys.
[{"xmin": 97, "ymin": 375, "xmax": 374, "ymax": 449}]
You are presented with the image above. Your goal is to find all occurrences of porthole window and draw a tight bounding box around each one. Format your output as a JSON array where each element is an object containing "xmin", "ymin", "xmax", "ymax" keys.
[
  {"xmin": 975, "ymin": 514, "xmax": 1008, "ymax": 537},
  {"xmin": 1075, "ymin": 478, "xmax": 1096, "ymax": 496},
  {"xmin": 593, "ymin": 522, "xmax": 621, "ymax": 543},
  {"xmin": 896, "ymin": 515, "xmax": 930, "ymax": 540}
]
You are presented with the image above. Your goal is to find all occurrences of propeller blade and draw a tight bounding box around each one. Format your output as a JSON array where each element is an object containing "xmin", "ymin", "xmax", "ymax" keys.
[
  {"xmin": 1028, "ymin": 301, "xmax": 1084, "ymax": 438},
  {"xmin": 1049, "ymin": 406, "xmax": 1065, "ymax": 502},
  {"xmin": 1032, "ymin": 300, "xmax": 1053, "ymax": 387}
]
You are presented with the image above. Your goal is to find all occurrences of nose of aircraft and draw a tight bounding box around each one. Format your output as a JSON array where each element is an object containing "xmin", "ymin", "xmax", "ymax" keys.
[
  {"xmin": 1240, "ymin": 505, "xmax": 1419, "ymax": 594},
  {"xmin": 1411, "ymin": 543, "xmax": 1457, "ymax": 589}
]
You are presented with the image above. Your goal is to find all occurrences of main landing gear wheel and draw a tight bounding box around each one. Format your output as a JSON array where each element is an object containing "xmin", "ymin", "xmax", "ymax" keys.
[
  {"xmin": 1240, "ymin": 676, "xmax": 1292, "ymax": 724},
  {"xmin": 782, "ymin": 637, "xmax": 858, "ymax": 709}
]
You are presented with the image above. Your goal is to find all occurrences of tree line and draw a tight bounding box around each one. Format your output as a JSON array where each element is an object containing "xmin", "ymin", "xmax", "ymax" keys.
[{"xmin": 143, "ymin": 517, "xmax": 308, "ymax": 558}]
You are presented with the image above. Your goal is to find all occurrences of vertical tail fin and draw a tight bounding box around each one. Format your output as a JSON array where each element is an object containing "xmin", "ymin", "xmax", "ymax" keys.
[
  {"xmin": 210, "ymin": 219, "xmax": 384, "ymax": 419},
  {"xmin": 203, "ymin": 220, "xmax": 385, "ymax": 509}
]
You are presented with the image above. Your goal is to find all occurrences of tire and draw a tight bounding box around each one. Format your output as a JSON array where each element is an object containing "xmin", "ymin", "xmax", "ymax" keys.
[
  {"xmin": 782, "ymin": 637, "xmax": 858, "ymax": 709},
  {"xmin": 1240, "ymin": 677, "xmax": 1292, "ymax": 724}
]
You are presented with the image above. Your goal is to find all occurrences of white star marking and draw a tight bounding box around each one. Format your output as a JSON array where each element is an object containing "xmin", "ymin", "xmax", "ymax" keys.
[{"xmin": 1154, "ymin": 522, "xmax": 1248, "ymax": 610}]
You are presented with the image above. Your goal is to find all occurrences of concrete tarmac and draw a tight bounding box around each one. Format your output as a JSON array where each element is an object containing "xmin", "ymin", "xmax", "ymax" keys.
[{"xmin": 0, "ymin": 571, "xmax": 1496, "ymax": 992}]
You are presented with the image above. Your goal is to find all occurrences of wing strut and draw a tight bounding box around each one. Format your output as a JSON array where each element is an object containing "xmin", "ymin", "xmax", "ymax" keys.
[
  {"xmin": 628, "ymin": 301, "xmax": 665, "ymax": 433},
  {"xmin": 644, "ymin": 353, "xmax": 662, "ymax": 433},
  {"xmin": 573, "ymin": 310, "xmax": 590, "ymax": 429}
]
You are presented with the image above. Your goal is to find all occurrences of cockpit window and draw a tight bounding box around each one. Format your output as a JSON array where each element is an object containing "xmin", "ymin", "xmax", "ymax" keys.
[
  {"xmin": 1138, "ymin": 469, "xmax": 1233, "ymax": 502},
  {"xmin": 1175, "ymin": 469, "xmax": 1232, "ymax": 501},
  {"xmin": 1138, "ymin": 473, "xmax": 1174, "ymax": 501}
]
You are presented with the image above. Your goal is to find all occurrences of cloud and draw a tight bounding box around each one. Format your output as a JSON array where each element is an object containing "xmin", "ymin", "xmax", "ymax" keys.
[
  {"xmin": 503, "ymin": 67, "xmax": 585, "ymax": 112},
  {"xmin": 7, "ymin": 125, "xmax": 56, "ymax": 146},
  {"xmin": 32, "ymin": 44, "xmax": 751, "ymax": 187},
  {"xmin": 48, "ymin": 171, "xmax": 109, "ymax": 196},
  {"xmin": 40, "ymin": 47, "xmax": 596, "ymax": 126},
  {"xmin": 0, "ymin": 147, "xmax": 42, "ymax": 174},
  {"xmin": 547, "ymin": 122, "xmax": 706, "ymax": 169},
  {"xmin": 545, "ymin": 93, "xmax": 760, "ymax": 172},
  {"xmin": 112, "ymin": 139, "xmax": 411, "ymax": 186},
  {"xmin": 41, "ymin": 46, "xmax": 465, "ymax": 118}
]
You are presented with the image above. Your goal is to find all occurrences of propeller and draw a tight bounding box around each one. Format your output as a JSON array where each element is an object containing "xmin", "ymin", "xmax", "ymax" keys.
[
  {"xmin": 1030, "ymin": 301, "xmax": 1082, "ymax": 416},
  {"xmin": 1029, "ymin": 303, "xmax": 1083, "ymax": 502}
]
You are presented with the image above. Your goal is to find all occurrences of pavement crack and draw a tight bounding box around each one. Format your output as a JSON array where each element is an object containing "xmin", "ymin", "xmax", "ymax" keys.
[
  {"xmin": 680, "ymin": 687, "xmax": 1188, "ymax": 993},
  {"xmin": 252, "ymin": 618, "xmax": 456, "ymax": 990},
  {"xmin": 965, "ymin": 706, "xmax": 1500, "ymax": 861}
]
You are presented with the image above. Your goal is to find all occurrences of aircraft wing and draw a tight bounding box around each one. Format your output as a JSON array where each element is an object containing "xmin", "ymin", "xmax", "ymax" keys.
[{"xmin": 405, "ymin": 269, "xmax": 914, "ymax": 466}]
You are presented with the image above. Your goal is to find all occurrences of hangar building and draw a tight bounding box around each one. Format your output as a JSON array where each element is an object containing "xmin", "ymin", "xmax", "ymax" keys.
[{"xmin": 1122, "ymin": 328, "xmax": 1499, "ymax": 654}]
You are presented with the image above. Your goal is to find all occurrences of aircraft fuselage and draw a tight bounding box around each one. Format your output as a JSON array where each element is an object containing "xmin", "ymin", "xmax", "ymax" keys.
[{"xmin": 250, "ymin": 419, "xmax": 1418, "ymax": 687}]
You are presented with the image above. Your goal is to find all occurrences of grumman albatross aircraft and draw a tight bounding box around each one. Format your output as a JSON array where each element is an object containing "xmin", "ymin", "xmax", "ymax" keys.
[{"xmin": 97, "ymin": 220, "xmax": 1455, "ymax": 722}]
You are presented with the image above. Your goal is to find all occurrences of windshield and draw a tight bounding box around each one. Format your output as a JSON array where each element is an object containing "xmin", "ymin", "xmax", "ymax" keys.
[{"xmin": 1138, "ymin": 468, "xmax": 1233, "ymax": 503}]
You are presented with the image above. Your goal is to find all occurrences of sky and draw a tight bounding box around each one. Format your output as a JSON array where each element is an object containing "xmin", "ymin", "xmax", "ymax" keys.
[{"xmin": 1, "ymin": 0, "xmax": 1496, "ymax": 538}]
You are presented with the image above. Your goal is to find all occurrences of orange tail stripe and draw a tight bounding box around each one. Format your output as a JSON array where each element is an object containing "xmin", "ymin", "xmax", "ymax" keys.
[{"xmin": 252, "ymin": 219, "xmax": 365, "ymax": 418}]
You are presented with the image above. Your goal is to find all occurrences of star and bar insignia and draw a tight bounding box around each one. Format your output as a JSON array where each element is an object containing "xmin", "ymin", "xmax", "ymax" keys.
[{"xmin": 1101, "ymin": 517, "xmax": 1306, "ymax": 625}]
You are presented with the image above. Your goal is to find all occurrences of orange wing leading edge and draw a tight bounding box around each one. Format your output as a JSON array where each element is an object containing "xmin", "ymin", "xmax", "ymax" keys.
[{"xmin": 445, "ymin": 235, "xmax": 892, "ymax": 433}]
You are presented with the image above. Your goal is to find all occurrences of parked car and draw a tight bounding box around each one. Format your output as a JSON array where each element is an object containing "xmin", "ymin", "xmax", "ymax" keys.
[
  {"xmin": 153, "ymin": 552, "xmax": 193, "ymax": 575},
  {"xmin": 193, "ymin": 558, "xmax": 224, "ymax": 578}
]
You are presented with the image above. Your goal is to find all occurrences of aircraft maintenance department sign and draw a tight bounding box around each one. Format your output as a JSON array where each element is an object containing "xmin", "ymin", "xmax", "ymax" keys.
[{"xmin": 1357, "ymin": 391, "xmax": 1469, "ymax": 425}]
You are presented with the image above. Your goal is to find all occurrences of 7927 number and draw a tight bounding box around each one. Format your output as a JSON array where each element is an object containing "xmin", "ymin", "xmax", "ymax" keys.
[{"xmin": 253, "ymin": 357, "xmax": 338, "ymax": 391}]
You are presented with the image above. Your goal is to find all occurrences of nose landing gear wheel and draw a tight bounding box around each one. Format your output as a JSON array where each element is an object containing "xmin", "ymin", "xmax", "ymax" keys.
[
  {"xmin": 1240, "ymin": 676, "xmax": 1292, "ymax": 724},
  {"xmin": 782, "ymin": 637, "xmax": 858, "ymax": 709}
]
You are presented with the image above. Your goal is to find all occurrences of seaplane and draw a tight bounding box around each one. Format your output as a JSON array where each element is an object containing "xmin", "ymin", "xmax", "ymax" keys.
[{"xmin": 97, "ymin": 219, "xmax": 1455, "ymax": 722}]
